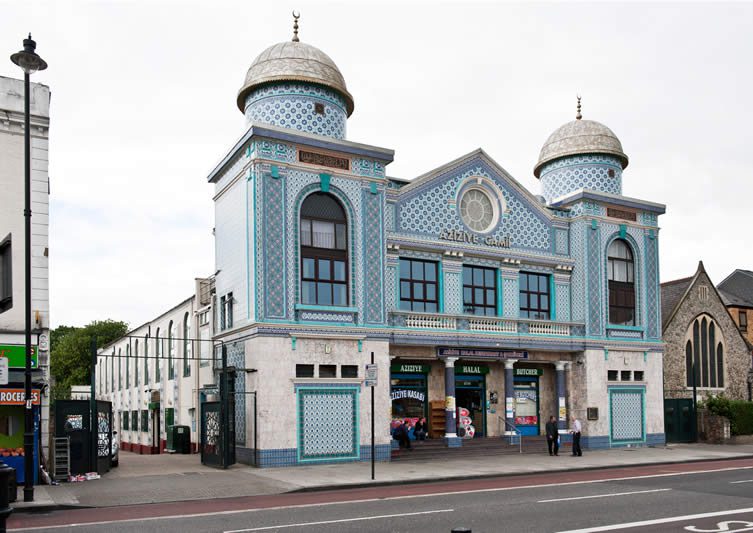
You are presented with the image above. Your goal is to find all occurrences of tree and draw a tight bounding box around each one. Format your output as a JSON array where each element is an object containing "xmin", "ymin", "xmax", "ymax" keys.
[{"xmin": 50, "ymin": 320, "xmax": 128, "ymax": 400}]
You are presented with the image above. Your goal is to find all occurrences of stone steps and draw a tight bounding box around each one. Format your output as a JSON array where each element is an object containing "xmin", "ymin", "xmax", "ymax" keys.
[{"xmin": 391, "ymin": 435, "xmax": 560, "ymax": 461}]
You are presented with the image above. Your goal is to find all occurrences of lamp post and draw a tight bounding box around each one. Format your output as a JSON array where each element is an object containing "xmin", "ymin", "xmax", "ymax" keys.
[{"xmin": 10, "ymin": 33, "xmax": 47, "ymax": 503}]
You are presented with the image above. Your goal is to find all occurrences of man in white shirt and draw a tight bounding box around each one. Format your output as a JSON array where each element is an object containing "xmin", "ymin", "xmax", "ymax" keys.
[{"xmin": 570, "ymin": 415, "xmax": 583, "ymax": 456}]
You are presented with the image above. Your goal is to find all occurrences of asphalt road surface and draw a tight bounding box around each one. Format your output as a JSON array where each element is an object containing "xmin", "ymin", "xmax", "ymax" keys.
[{"xmin": 10, "ymin": 459, "xmax": 753, "ymax": 533}]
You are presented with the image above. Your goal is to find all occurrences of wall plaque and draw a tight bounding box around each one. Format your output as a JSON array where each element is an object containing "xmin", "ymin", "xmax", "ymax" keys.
[
  {"xmin": 299, "ymin": 150, "xmax": 350, "ymax": 171},
  {"xmin": 607, "ymin": 207, "xmax": 637, "ymax": 222}
]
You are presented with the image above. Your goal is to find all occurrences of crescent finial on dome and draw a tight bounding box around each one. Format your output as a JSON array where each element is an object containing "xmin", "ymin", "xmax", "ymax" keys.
[
  {"xmin": 576, "ymin": 95, "xmax": 582, "ymax": 120},
  {"xmin": 292, "ymin": 11, "xmax": 300, "ymax": 42}
]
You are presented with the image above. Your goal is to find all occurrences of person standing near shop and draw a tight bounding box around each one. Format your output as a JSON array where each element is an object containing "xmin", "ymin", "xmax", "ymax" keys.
[
  {"xmin": 570, "ymin": 415, "xmax": 582, "ymax": 456},
  {"xmin": 545, "ymin": 416, "xmax": 559, "ymax": 456}
]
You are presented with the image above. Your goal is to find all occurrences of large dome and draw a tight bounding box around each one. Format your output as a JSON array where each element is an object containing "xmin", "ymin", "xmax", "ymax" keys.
[
  {"xmin": 236, "ymin": 40, "xmax": 354, "ymax": 116},
  {"xmin": 534, "ymin": 119, "xmax": 628, "ymax": 178}
]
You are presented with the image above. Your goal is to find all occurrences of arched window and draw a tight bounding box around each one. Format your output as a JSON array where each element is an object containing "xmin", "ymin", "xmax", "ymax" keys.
[
  {"xmin": 144, "ymin": 335, "xmax": 149, "ymax": 384},
  {"xmin": 684, "ymin": 314, "xmax": 724, "ymax": 388},
  {"xmin": 125, "ymin": 344, "xmax": 130, "ymax": 388},
  {"xmin": 607, "ymin": 239, "xmax": 635, "ymax": 326},
  {"xmin": 183, "ymin": 312, "xmax": 191, "ymax": 377},
  {"xmin": 134, "ymin": 339, "xmax": 139, "ymax": 386},
  {"xmin": 300, "ymin": 193, "xmax": 348, "ymax": 307},
  {"xmin": 155, "ymin": 328, "xmax": 161, "ymax": 383},
  {"xmin": 168, "ymin": 320, "xmax": 175, "ymax": 380}
]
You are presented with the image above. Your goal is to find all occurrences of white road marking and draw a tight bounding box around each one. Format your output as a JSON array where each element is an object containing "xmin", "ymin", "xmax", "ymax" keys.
[
  {"xmin": 222, "ymin": 508, "xmax": 454, "ymax": 532},
  {"xmin": 538, "ymin": 488, "xmax": 671, "ymax": 503},
  {"xmin": 731, "ymin": 479, "xmax": 753, "ymax": 484},
  {"xmin": 556, "ymin": 506, "xmax": 753, "ymax": 532},
  {"xmin": 10, "ymin": 464, "xmax": 753, "ymax": 531}
]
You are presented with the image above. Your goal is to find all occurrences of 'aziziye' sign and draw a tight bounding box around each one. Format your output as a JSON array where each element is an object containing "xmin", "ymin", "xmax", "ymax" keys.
[
  {"xmin": 390, "ymin": 364, "xmax": 430, "ymax": 374},
  {"xmin": 0, "ymin": 345, "xmax": 38, "ymax": 369},
  {"xmin": 390, "ymin": 389, "xmax": 426, "ymax": 402}
]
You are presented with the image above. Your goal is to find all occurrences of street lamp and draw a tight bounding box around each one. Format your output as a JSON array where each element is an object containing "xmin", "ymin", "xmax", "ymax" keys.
[{"xmin": 10, "ymin": 33, "xmax": 47, "ymax": 503}]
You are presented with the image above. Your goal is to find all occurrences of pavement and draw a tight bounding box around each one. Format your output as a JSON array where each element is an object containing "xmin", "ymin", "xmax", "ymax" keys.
[{"xmin": 11, "ymin": 442, "xmax": 753, "ymax": 512}]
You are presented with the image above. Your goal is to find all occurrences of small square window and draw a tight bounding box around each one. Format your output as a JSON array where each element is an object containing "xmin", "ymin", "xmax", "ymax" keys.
[
  {"xmin": 296, "ymin": 364, "xmax": 314, "ymax": 378},
  {"xmin": 607, "ymin": 370, "xmax": 618, "ymax": 381},
  {"xmin": 634, "ymin": 371, "xmax": 644, "ymax": 381},
  {"xmin": 342, "ymin": 365, "xmax": 358, "ymax": 378},
  {"xmin": 621, "ymin": 370, "xmax": 632, "ymax": 381},
  {"xmin": 314, "ymin": 103, "xmax": 325, "ymax": 115},
  {"xmin": 319, "ymin": 365, "xmax": 337, "ymax": 378}
]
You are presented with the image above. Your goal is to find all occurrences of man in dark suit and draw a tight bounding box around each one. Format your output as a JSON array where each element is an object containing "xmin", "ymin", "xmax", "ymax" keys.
[{"xmin": 545, "ymin": 416, "xmax": 559, "ymax": 456}]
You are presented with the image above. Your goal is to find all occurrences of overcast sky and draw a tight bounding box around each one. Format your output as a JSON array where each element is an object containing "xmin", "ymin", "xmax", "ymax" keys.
[{"xmin": 2, "ymin": 1, "xmax": 752, "ymax": 329}]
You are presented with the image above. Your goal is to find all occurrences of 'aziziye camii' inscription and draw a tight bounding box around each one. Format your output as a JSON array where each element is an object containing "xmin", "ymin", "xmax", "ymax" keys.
[{"xmin": 439, "ymin": 228, "xmax": 510, "ymax": 248}]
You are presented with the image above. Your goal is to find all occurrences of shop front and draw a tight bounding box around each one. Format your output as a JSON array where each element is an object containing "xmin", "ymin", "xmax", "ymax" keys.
[
  {"xmin": 455, "ymin": 363, "xmax": 488, "ymax": 438},
  {"xmin": 389, "ymin": 363, "xmax": 429, "ymax": 435},
  {"xmin": 0, "ymin": 386, "xmax": 40, "ymax": 483},
  {"xmin": 513, "ymin": 368, "xmax": 543, "ymax": 436}
]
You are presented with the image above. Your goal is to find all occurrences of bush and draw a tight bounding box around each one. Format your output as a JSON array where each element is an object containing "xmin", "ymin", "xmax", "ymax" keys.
[{"xmin": 702, "ymin": 395, "xmax": 753, "ymax": 436}]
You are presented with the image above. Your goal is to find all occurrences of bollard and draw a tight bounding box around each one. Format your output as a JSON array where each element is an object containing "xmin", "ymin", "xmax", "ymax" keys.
[
  {"xmin": 451, "ymin": 529, "xmax": 471, "ymax": 533},
  {"xmin": 0, "ymin": 459, "xmax": 14, "ymax": 533}
]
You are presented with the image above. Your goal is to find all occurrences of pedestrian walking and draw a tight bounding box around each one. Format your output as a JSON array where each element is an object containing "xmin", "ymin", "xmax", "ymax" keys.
[
  {"xmin": 570, "ymin": 415, "xmax": 582, "ymax": 456},
  {"xmin": 545, "ymin": 416, "xmax": 559, "ymax": 456}
]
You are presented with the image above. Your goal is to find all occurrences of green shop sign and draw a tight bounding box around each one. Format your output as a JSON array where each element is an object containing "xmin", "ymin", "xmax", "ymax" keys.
[
  {"xmin": 514, "ymin": 368, "xmax": 543, "ymax": 376},
  {"xmin": 0, "ymin": 345, "xmax": 38, "ymax": 369},
  {"xmin": 456, "ymin": 364, "xmax": 489, "ymax": 375},
  {"xmin": 390, "ymin": 363, "xmax": 430, "ymax": 374}
]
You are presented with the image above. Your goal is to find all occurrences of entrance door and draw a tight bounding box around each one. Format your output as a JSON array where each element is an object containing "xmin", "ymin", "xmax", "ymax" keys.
[
  {"xmin": 456, "ymin": 376, "xmax": 485, "ymax": 437},
  {"xmin": 664, "ymin": 398, "xmax": 694, "ymax": 443},
  {"xmin": 151, "ymin": 408, "xmax": 160, "ymax": 453},
  {"xmin": 513, "ymin": 378, "xmax": 540, "ymax": 436}
]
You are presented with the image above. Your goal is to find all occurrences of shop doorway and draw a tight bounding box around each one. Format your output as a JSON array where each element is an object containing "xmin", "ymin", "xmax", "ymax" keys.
[
  {"xmin": 151, "ymin": 407, "xmax": 160, "ymax": 453},
  {"xmin": 456, "ymin": 376, "xmax": 485, "ymax": 437},
  {"xmin": 513, "ymin": 377, "xmax": 540, "ymax": 436},
  {"xmin": 390, "ymin": 372, "xmax": 428, "ymax": 435}
]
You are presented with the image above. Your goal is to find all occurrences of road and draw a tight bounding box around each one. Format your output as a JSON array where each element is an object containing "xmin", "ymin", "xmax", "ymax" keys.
[{"xmin": 9, "ymin": 458, "xmax": 753, "ymax": 532}]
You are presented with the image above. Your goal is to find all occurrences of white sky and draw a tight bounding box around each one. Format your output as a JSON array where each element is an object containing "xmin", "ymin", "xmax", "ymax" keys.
[{"xmin": 2, "ymin": 1, "xmax": 752, "ymax": 329}]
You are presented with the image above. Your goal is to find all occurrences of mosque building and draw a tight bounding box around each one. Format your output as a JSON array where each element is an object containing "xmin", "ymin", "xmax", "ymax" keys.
[{"xmin": 99, "ymin": 16, "xmax": 666, "ymax": 466}]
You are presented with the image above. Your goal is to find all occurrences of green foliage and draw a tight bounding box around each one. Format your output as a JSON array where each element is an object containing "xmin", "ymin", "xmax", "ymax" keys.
[
  {"xmin": 50, "ymin": 320, "xmax": 128, "ymax": 401},
  {"xmin": 701, "ymin": 394, "xmax": 753, "ymax": 435}
]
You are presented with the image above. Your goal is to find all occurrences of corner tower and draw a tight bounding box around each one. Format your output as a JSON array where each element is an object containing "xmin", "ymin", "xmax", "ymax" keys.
[
  {"xmin": 236, "ymin": 14, "xmax": 354, "ymax": 139},
  {"xmin": 534, "ymin": 98, "xmax": 628, "ymax": 204}
]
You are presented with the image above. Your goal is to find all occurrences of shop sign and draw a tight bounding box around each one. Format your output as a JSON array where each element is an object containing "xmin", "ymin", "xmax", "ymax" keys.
[
  {"xmin": 0, "ymin": 389, "xmax": 41, "ymax": 405},
  {"xmin": 390, "ymin": 389, "xmax": 425, "ymax": 402},
  {"xmin": 0, "ymin": 345, "xmax": 38, "ymax": 369},
  {"xmin": 514, "ymin": 368, "xmax": 543, "ymax": 376},
  {"xmin": 438, "ymin": 348, "xmax": 528, "ymax": 360},
  {"xmin": 456, "ymin": 364, "xmax": 489, "ymax": 375},
  {"xmin": 390, "ymin": 363, "xmax": 430, "ymax": 374}
]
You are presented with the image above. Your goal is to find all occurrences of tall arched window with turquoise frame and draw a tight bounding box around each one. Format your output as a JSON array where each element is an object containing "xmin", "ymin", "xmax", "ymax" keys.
[
  {"xmin": 299, "ymin": 192, "xmax": 348, "ymax": 307},
  {"xmin": 607, "ymin": 239, "xmax": 635, "ymax": 326}
]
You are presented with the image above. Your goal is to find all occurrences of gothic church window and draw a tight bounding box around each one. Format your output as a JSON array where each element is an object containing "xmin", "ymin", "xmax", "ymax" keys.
[
  {"xmin": 685, "ymin": 314, "xmax": 724, "ymax": 388},
  {"xmin": 608, "ymin": 239, "xmax": 635, "ymax": 326},
  {"xmin": 300, "ymin": 193, "xmax": 348, "ymax": 307}
]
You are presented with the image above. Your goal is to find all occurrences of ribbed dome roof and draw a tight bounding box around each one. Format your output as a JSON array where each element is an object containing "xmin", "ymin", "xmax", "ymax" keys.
[
  {"xmin": 236, "ymin": 40, "xmax": 354, "ymax": 116},
  {"xmin": 534, "ymin": 119, "xmax": 628, "ymax": 178}
]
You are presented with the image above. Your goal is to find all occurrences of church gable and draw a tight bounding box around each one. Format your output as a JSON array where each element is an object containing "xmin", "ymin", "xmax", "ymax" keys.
[{"xmin": 393, "ymin": 152, "xmax": 554, "ymax": 252}]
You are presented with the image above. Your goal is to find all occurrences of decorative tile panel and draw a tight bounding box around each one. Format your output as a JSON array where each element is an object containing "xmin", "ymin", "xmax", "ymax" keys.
[
  {"xmin": 297, "ymin": 387, "xmax": 359, "ymax": 461},
  {"xmin": 299, "ymin": 311, "xmax": 355, "ymax": 323},
  {"xmin": 227, "ymin": 342, "xmax": 246, "ymax": 445},
  {"xmin": 396, "ymin": 160, "xmax": 551, "ymax": 251},
  {"xmin": 644, "ymin": 232, "xmax": 660, "ymax": 340},
  {"xmin": 587, "ymin": 222, "xmax": 602, "ymax": 335},
  {"xmin": 352, "ymin": 158, "xmax": 386, "ymax": 179},
  {"xmin": 539, "ymin": 154, "xmax": 623, "ymax": 203},
  {"xmin": 610, "ymin": 389, "xmax": 644, "ymax": 442},
  {"xmin": 502, "ymin": 277, "xmax": 519, "ymax": 318},
  {"xmin": 244, "ymin": 83, "xmax": 347, "ymax": 139},
  {"xmin": 555, "ymin": 283, "xmax": 571, "ymax": 321},
  {"xmin": 385, "ymin": 264, "xmax": 397, "ymax": 311},
  {"xmin": 641, "ymin": 212, "xmax": 658, "ymax": 227},
  {"xmin": 362, "ymin": 189, "xmax": 384, "ymax": 323},
  {"xmin": 555, "ymin": 228, "xmax": 569, "ymax": 255},
  {"xmin": 444, "ymin": 271, "xmax": 462, "ymax": 314},
  {"xmin": 263, "ymin": 174, "xmax": 287, "ymax": 318},
  {"xmin": 252, "ymin": 140, "xmax": 296, "ymax": 163}
]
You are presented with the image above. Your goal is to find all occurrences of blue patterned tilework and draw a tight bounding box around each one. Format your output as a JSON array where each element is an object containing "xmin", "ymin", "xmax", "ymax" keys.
[
  {"xmin": 569, "ymin": 221, "xmax": 587, "ymax": 322},
  {"xmin": 568, "ymin": 201, "xmax": 605, "ymax": 218},
  {"xmin": 362, "ymin": 189, "xmax": 385, "ymax": 324},
  {"xmin": 607, "ymin": 329, "xmax": 643, "ymax": 339},
  {"xmin": 252, "ymin": 140, "xmax": 297, "ymax": 163},
  {"xmin": 587, "ymin": 221, "xmax": 602, "ymax": 335},
  {"xmin": 641, "ymin": 212, "xmax": 658, "ymax": 227},
  {"xmin": 555, "ymin": 228, "xmax": 569, "ymax": 255},
  {"xmin": 644, "ymin": 232, "xmax": 660, "ymax": 340},
  {"xmin": 555, "ymin": 283, "xmax": 571, "ymax": 321},
  {"xmin": 352, "ymin": 158, "xmax": 386, "ymax": 179},
  {"xmin": 609, "ymin": 388, "xmax": 644, "ymax": 442},
  {"xmin": 385, "ymin": 203, "xmax": 396, "ymax": 231},
  {"xmin": 502, "ymin": 276, "xmax": 518, "ymax": 318},
  {"xmin": 263, "ymin": 173, "xmax": 287, "ymax": 318},
  {"xmin": 445, "ymin": 436, "xmax": 463, "ymax": 447},
  {"xmin": 385, "ymin": 264, "xmax": 397, "ymax": 311},
  {"xmin": 227, "ymin": 342, "xmax": 246, "ymax": 445},
  {"xmin": 396, "ymin": 160, "xmax": 551, "ymax": 251},
  {"xmin": 444, "ymin": 271, "xmax": 462, "ymax": 314},
  {"xmin": 539, "ymin": 154, "xmax": 623, "ymax": 204},
  {"xmin": 249, "ymin": 444, "xmax": 391, "ymax": 467},
  {"xmin": 297, "ymin": 387, "xmax": 359, "ymax": 461},
  {"xmin": 244, "ymin": 83, "xmax": 347, "ymax": 139},
  {"xmin": 299, "ymin": 311, "xmax": 355, "ymax": 323}
]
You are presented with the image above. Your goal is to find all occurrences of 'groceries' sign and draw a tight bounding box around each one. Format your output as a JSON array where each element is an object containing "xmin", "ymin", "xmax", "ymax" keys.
[{"xmin": 0, "ymin": 389, "xmax": 41, "ymax": 405}]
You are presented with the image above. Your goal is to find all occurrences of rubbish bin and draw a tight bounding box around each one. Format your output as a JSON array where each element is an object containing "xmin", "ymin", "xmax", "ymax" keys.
[{"xmin": 167, "ymin": 425, "xmax": 191, "ymax": 454}]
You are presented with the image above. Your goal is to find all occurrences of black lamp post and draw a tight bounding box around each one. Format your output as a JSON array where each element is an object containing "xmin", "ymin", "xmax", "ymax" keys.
[{"xmin": 10, "ymin": 33, "xmax": 47, "ymax": 504}]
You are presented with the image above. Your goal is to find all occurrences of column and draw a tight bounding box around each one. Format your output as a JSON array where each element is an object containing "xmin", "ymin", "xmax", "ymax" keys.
[
  {"xmin": 504, "ymin": 360, "xmax": 515, "ymax": 430},
  {"xmin": 555, "ymin": 361, "xmax": 567, "ymax": 430},
  {"xmin": 444, "ymin": 357, "xmax": 458, "ymax": 441}
]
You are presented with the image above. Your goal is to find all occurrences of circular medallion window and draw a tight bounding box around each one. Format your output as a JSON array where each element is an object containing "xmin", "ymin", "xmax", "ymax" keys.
[{"xmin": 459, "ymin": 188, "xmax": 498, "ymax": 233}]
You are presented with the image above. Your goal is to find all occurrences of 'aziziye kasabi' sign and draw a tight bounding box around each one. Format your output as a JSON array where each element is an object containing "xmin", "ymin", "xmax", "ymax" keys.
[
  {"xmin": 0, "ymin": 389, "xmax": 41, "ymax": 405},
  {"xmin": 0, "ymin": 345, "xmax": 38, "ymax": 369}
]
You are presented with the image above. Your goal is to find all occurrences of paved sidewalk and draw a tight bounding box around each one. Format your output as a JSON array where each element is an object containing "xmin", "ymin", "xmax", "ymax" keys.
[{"xmin": 12, "ymin": 443, "xmax": 753, "ymax": 511}]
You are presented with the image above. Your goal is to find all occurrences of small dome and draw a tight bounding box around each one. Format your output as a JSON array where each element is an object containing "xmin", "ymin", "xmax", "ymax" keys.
[
  {"xmin": 534, "ymin": 119, "xmax": 628, "ymax": 178},
  {"xmin": 237, "ymin": 41, "xmax": 354, "ymax": 116}
]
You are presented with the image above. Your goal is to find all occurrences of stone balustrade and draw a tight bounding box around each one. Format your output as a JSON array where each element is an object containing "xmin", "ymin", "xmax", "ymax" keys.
[{"xmin": 390, "ymin": 311, "xmax": 578, "ymax": 336}]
